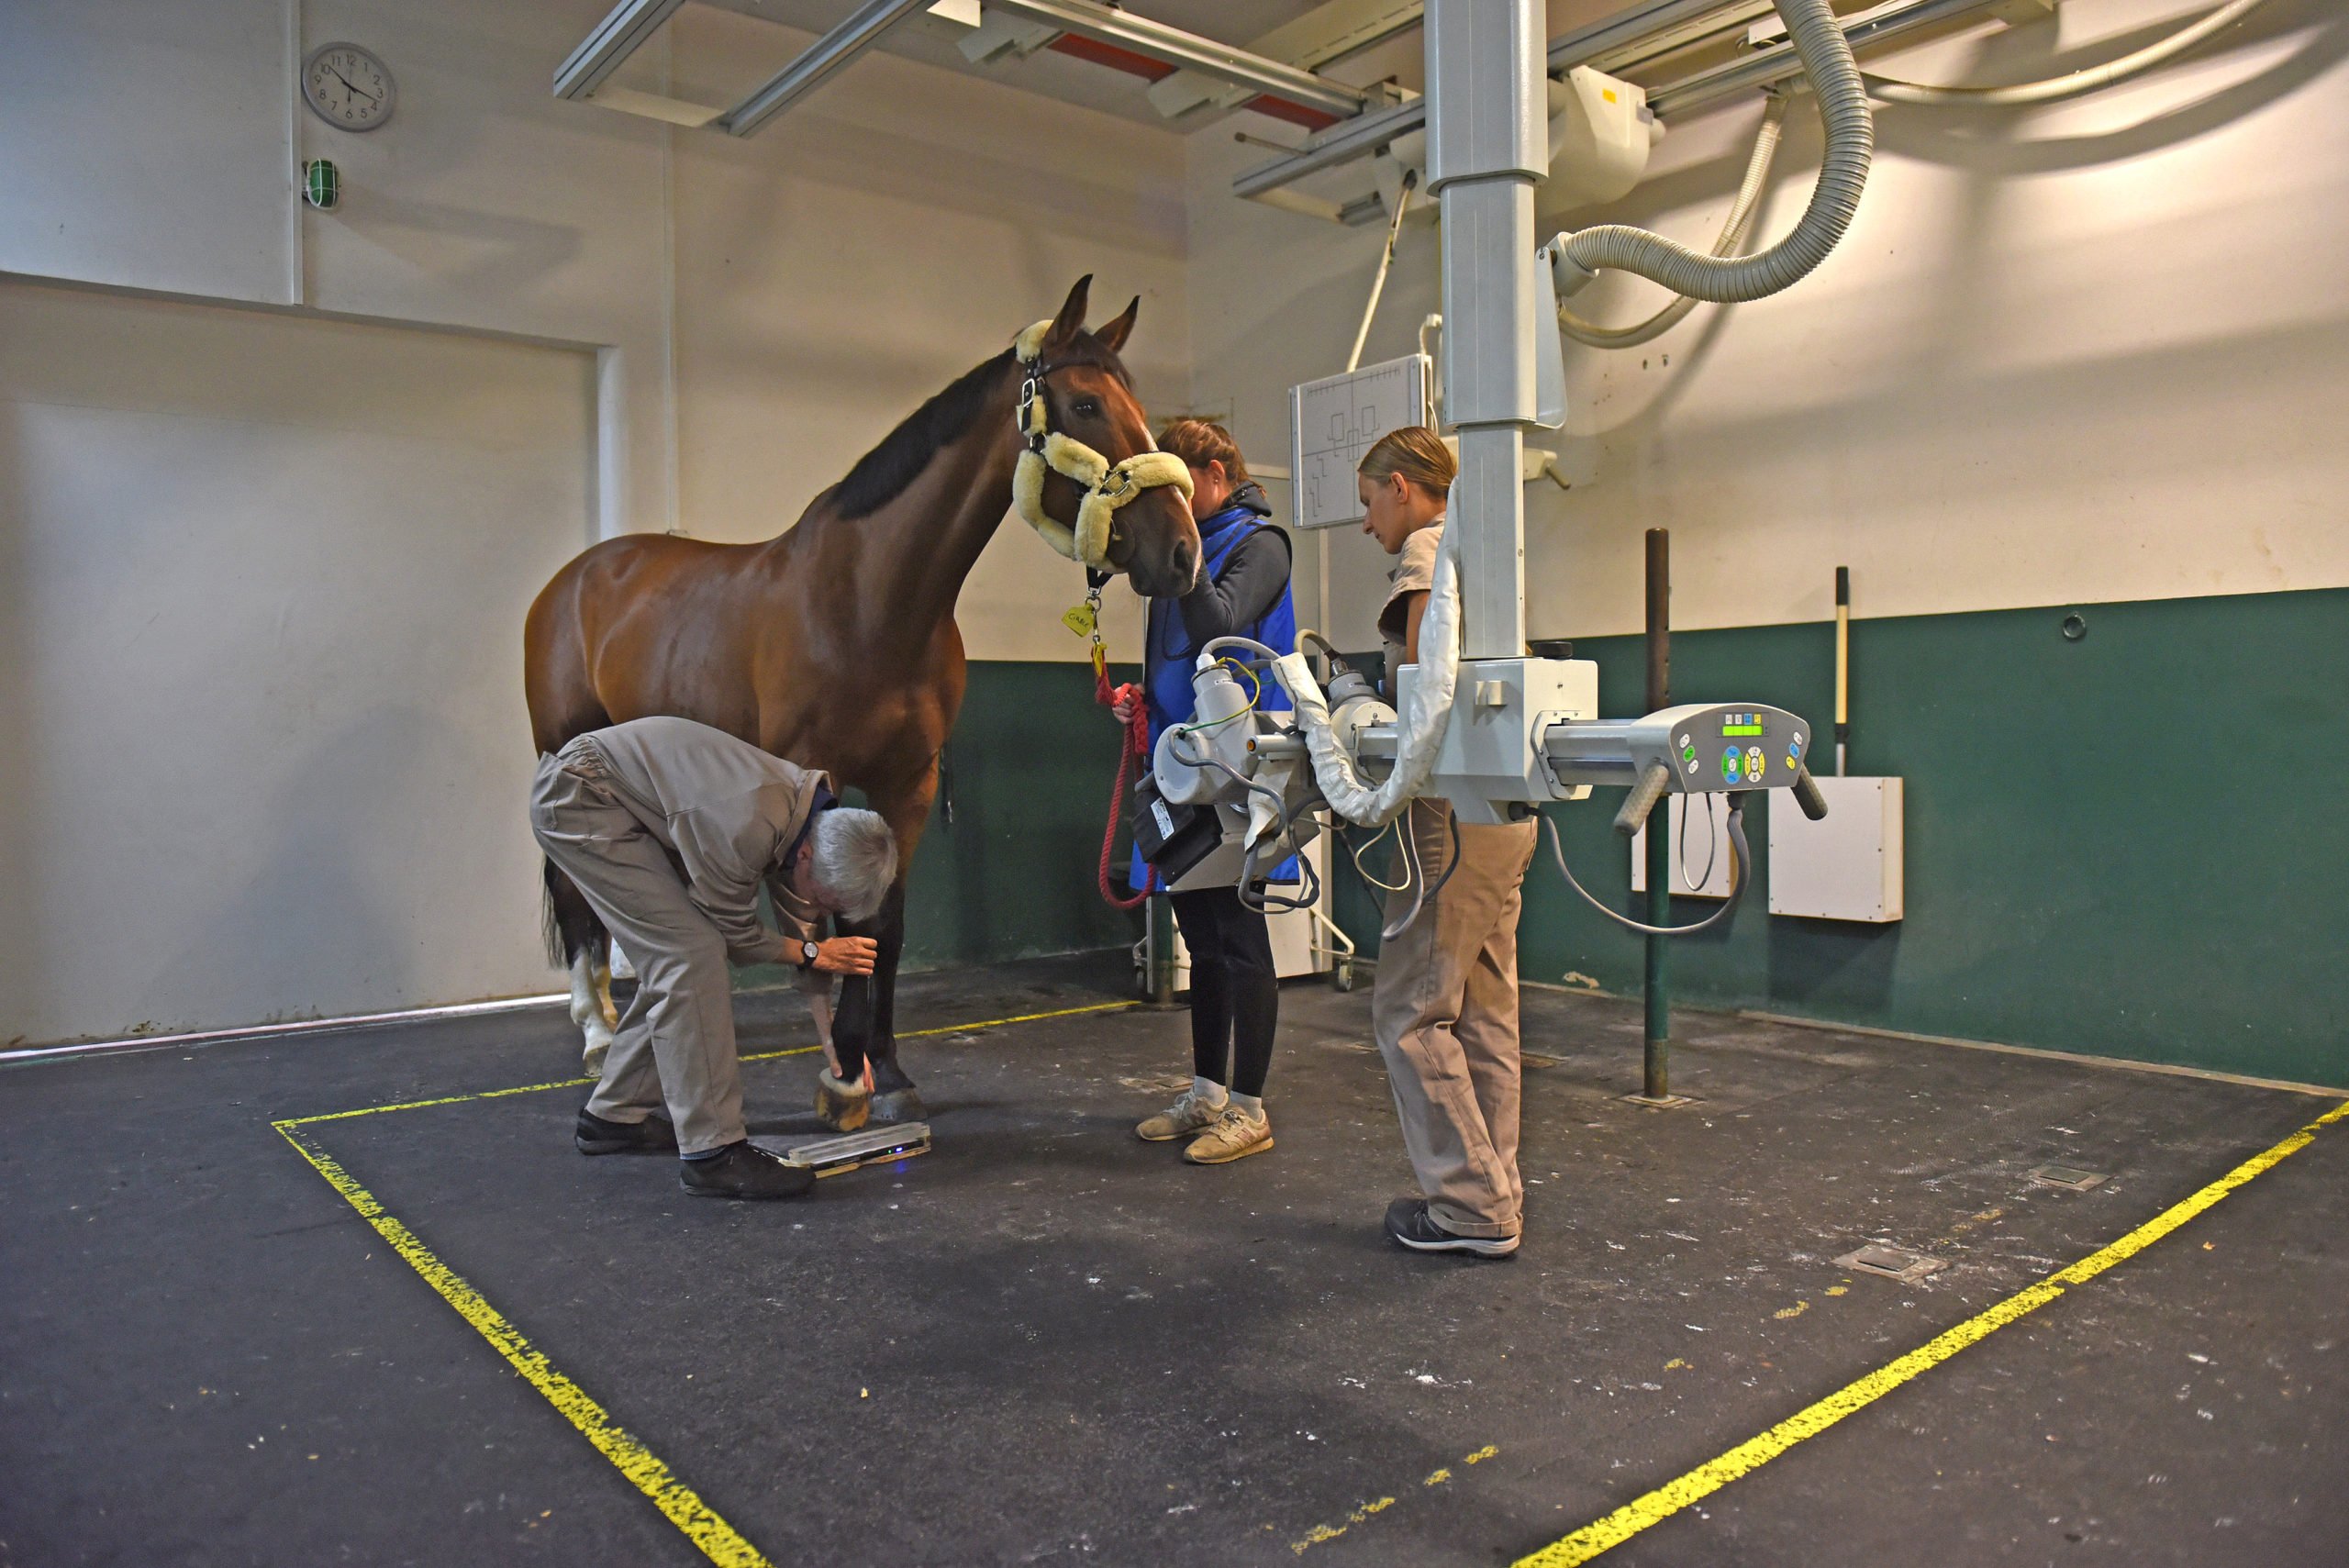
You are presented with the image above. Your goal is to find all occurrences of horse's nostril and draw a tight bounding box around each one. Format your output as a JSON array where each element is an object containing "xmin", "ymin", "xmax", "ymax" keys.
[{"xmin": 1174, "ymin": 543, "xmax": 1197, "ymax": 584}]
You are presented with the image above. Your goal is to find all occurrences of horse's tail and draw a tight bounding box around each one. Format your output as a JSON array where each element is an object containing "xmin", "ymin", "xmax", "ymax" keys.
[
  {"xmin": 541, "ymin": 859, "xmax": 566, "ymax": 967},
  {"xmin": 541, "ymin": 857, "xmax": 607, "ymax": 970}
]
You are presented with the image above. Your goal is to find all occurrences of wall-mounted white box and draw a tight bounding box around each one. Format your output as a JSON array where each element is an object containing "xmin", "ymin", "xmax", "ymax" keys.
[
  {"xmin": 1631, "ymin": 795, "xmax": 1737, "ymax": 900},
  {"xmin": 1769, "ymin": 775, "xmax": 1904, "ymax": 922}
]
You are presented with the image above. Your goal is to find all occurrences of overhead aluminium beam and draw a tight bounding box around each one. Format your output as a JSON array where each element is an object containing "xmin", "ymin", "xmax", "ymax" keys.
[
  {"xmin": 981, "ymin": 0, "xmax": 1371, "ymax": 118},
  {"xmin": 1234, "ymin": 0, "xmax": 1735, "ymax": 200},
  {"xmin": 1231, "ymin": 95, "xmax": 1430, "ymax": 199},
  {"xmin": 715, "ymin": 0, "xmax": 1370, "ymax": 138},
  {"xmin": 1542, "ymin": 0, "xmax": 1748, "ymax": 72},
  {"xmin": 554, "ymin": 0, "xmax": 689, "ymax": 100},
  {"xmin": 1645, "ymin": 0, "xmax": 1999, "ymax": 117},
  {"xmin": 1233, "ymin": 0, "xmax": 2004, "ymax": 199},
  {"xmin": 724, "ymin": 0, "xmax": 935, "ymax": 136}
]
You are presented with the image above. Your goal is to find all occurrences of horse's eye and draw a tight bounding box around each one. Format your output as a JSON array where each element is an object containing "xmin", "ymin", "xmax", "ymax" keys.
[{"xmin": 1073, "ymin": 398, "xmax": 1101, "ymax": 419}]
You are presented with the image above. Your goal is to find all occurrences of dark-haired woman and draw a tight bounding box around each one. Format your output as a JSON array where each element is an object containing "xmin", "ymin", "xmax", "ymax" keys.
[{"xmin": 1116, "ymin": 417, "xmax": 1296, "ymax": 1165}]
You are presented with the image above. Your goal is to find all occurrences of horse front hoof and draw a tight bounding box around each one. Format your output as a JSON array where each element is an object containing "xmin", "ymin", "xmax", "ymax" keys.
[
  {"xmin": 872, "ymin": 1088, "xmax": 927, "ymax": 1124},
  {"xmin": 815, "ymin": 1071, "xmax": 872, "ymax": 1133}
]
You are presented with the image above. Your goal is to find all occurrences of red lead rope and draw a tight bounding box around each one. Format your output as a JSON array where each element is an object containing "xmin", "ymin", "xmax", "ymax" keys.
[{"xmin": 1095, "ymin": 651, "xmax": 1153, "ymax": 910}]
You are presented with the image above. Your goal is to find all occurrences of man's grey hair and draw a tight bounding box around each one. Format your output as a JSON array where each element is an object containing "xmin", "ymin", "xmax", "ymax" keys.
[{"xmin": 810, "ymin": 808, "xmax": 898, "ymax": 923}]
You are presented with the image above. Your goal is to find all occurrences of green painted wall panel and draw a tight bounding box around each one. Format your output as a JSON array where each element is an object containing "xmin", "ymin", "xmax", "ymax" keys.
[
  {"xmin": 1331, "ymin": 589, "xmax": 2347, "ymax": 1088},
  {"xmin": 902, "ymin": 660, "xmax": 1144, "ymax": 969}
]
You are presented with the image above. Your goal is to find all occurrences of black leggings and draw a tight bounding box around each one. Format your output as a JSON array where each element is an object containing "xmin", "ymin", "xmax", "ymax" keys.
[{"xmin": 1170, "ymin": 886, "xmax": 1278, "ymax": 1097}]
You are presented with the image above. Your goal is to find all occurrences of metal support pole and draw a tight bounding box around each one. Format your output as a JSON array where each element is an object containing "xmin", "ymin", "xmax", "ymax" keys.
[
  {"xmin": 1146, "ymin": 895, "xmax": 1177, "ymax": 1005},
  {"xmin": 1642, "ymin": 528, "xmax": 1672, "ymax": 1100}
]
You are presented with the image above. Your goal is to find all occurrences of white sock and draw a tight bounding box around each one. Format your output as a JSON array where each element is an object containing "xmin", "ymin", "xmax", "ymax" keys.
[
  {"xmin": 1192, "ymin": 1075, "xmax": 1229, "ymax": 1106},
  {"xmin": 1229, "ymin": 1090, "xmax": 1264, "ymax": 1118}
]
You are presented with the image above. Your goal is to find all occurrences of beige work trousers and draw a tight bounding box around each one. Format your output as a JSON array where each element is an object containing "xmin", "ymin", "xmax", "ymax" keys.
[
  {"xmin": 1372, "ymin": 800, "xmax": 1539, "ymax": 1240},
  {"xmin": 529, "ymin": 743, "xmax": 747, "ymax": 1155}
]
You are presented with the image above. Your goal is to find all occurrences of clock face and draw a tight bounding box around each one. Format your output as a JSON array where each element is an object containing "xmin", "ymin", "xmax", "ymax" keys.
[{"xmin": 302, "ymin": 43, "xmax": 395, "ymax": 132}]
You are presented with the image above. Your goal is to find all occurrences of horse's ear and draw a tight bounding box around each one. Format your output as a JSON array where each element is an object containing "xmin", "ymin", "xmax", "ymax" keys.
[
  {"xmin": 1045, "ymin": 275, "xmax": 1093, "ymax": 350},
  {"xmin": 1095, "ymin": 295, "xmax": 1141, "ymax": 354}
]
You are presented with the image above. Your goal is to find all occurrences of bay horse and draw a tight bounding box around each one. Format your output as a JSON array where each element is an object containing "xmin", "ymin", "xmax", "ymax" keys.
[{"xmin": 524, "ymin": 277, "xmax": 1198, "ymax": 1120}]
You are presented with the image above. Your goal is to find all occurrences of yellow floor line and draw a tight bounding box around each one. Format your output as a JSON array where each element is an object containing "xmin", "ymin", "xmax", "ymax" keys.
[
  {"xmin": 273, "ymin": 1120, "xmax": 773, "ymax": 1567},
  {"xmin": 279, "ymin": 1000, "xmax": 1137, "ymax": 1128},
  {"xmin": 1515, "ymin": 1097, "xmax": 2349, "ymax": 1567},
  {"xmin": 1291, "ymin": 1447, "xmax": 1498, "ymax": 1555},
  {"xmin": 266, "ymin": 997, "xmax": 1136, "ymax": 1564},
  {"xmin": 896, "ymin": 1000, "xmax": 1136, "ymax": 1039}
]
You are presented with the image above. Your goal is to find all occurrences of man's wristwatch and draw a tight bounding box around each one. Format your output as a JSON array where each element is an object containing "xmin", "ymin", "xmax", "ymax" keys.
[{"xmin": 799, "ymin": 940, "xmax": 821, "ymax": 966}]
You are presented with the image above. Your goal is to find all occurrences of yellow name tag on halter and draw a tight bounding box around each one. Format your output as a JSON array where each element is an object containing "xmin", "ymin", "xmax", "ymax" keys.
[{"xmin": 1061, "ymin": 602, "xmax": 1098, "ymax": 639}]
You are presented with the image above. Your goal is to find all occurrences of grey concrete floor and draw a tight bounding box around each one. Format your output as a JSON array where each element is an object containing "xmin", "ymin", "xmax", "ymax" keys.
[{"xmin": 1, "ymin": 953, "xmax": 2342, "ymax": 1567}]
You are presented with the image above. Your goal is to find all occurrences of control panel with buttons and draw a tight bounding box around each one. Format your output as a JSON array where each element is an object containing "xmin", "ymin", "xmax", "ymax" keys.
[{"xmin": 1548, "ymin": 703, "xmax": 1814, "ymax": 797}]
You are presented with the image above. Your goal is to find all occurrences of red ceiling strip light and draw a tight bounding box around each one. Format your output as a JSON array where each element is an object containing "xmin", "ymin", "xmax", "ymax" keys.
[{"xmin": 1044, "ymin": 34, "xmax": 1343, "ymax": 132}]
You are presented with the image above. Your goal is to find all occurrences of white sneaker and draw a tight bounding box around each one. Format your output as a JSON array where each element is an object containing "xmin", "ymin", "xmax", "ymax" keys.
[
  {"xmin": 1136, "ymin": 1087, "xmax": 1224, "ymax": 1142},
  {"xmin": 1183, "ymin": 1104, "xmax": 1273, "ymax": 1165}
]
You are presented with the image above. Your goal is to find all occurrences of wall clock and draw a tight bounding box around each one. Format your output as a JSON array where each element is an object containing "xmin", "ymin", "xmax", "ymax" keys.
[{"xmin": 302, "ymin": 42, "xmax": 396, "ymax": 132}]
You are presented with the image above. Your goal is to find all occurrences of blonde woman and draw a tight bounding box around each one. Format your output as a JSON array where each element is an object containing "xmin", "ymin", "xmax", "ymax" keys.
[{"xmin": 1357, "ymin": 428, "xmax": 1538, "ymax": 1257}]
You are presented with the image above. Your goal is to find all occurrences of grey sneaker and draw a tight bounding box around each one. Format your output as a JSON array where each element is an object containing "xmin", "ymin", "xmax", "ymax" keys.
[
  {"xmin": 1136, "ymin": 1087, "xmax": 1224, "ymax": 1142},
  {"xmin": 1183, "ymin": 1104, "xmax": 1273, "ymax": 1165}
]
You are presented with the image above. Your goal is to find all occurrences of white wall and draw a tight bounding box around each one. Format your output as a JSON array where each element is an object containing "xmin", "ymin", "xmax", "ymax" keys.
[
  {"xmin": 0, "ymin": 0, "xmax": 1182, "ymax": 658},
  {"xmin": 0, "ymin": 0, "xmax": 1195, "ymax": 1040},
  {"xmin": 1187, "ymin": 0, "xmax": 2349, "ymax": 645},
  {"xmin": 0, "ymin": 0, "xmax": 674, "ymax": 542},
  {"xmin": 0, "ymin": 281, "xmax": 596, "ymax": 1044},
  {"xmin": 0, "ymin": 1, "xmax": 296, "ymax": 305}
]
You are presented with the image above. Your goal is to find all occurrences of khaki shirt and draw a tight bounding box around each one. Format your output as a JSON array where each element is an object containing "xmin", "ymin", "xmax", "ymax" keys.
[
  {"xmin": 579, "ymin": 716, "xmax": 826, "ymax": 967},
  {"xmin": 1378, "ymin": 521, "xmax": 1444, "ymax": 695}
]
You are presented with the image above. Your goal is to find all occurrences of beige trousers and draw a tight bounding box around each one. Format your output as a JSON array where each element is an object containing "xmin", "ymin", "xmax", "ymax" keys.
[
  {"xmin": 1372, "ymin": 800, "xmax": 1539, "ymax": 1239},
  {"xmin": 529, "ymin": 744, "xmax": 747, "ymax": 1155}
]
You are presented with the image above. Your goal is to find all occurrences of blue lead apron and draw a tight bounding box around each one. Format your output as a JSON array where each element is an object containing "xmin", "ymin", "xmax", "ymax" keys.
[{"xmin": 1130, "ymin": 500, "xmax": 1299, "ymax": 892}]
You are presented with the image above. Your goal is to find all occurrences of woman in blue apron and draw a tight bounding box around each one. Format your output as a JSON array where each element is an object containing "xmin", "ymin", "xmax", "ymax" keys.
[{"xmin": 1117, "ymin": 418, "xmax": 1297, "ymax": 1166}]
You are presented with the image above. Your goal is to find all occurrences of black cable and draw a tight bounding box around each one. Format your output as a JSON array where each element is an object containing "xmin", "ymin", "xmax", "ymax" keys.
[{"xmin": 1541, "ymin": 796, "xmax": 1751, "ymax": 938}]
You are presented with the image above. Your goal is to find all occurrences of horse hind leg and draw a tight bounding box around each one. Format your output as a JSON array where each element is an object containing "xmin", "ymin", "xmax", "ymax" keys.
[{"xmin": 545, "ymin": 859, "xmax": 617, "ymax": 1074}]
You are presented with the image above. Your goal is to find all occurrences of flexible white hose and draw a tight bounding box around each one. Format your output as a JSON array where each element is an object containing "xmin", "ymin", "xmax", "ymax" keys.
[
  {"xmin": 1560, "ymin": 95, "xmax": 1788, "ymax": 350},
  {"xmin": 1865, "ymin": 0, "xmax": 2267, "ymax": 106},
  {"xmin": 1552, "ymin": 0, "xmax": 1871, "ymax": 305},
  {"xmin": 1272, "ymin": 523, "xmax": 1464, "ymax": 829}
]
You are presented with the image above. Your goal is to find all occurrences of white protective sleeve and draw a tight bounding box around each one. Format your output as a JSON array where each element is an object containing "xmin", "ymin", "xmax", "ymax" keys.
[{"xmin": 1270, "ymin": 522, "xmax": 1463, "ymax": 828}]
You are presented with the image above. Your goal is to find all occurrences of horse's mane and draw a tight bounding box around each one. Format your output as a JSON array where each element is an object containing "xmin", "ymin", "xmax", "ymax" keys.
[{"xmin": 830, "ymin": 334, "xmax": 1132, "ymax": 520}]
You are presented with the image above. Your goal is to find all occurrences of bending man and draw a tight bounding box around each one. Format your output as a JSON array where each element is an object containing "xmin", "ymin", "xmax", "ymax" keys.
[{"xmin": 529, "ymin": 716, "xmax": 897, "ymax": 1200}]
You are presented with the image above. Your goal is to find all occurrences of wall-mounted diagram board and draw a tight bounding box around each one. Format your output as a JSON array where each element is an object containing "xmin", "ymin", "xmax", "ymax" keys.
[{"xmin": 1289, "ymin": 353, "xmax": 1431, "ymax": 529}]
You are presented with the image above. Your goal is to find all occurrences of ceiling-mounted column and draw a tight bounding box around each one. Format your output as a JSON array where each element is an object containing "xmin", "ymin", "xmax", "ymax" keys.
[{"xmin": 1425, "ymin": 0, "xmax": 1544, "ymax": 662}]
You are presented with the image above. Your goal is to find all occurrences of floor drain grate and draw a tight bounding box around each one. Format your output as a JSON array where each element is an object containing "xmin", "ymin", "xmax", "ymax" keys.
[
  {"xmin": 2031, "ymin": 1164, "xmax": 2109, "ymax": 1191},
  {"xmin": 1835, "ymin": 1243, "xmax": 1948, "ymax": 1284}
]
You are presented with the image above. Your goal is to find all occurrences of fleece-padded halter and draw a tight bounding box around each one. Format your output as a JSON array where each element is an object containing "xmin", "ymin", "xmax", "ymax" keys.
[{"xmin": 1011, "ymin": 318, "xmax": 1193, "ymax": 570}]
